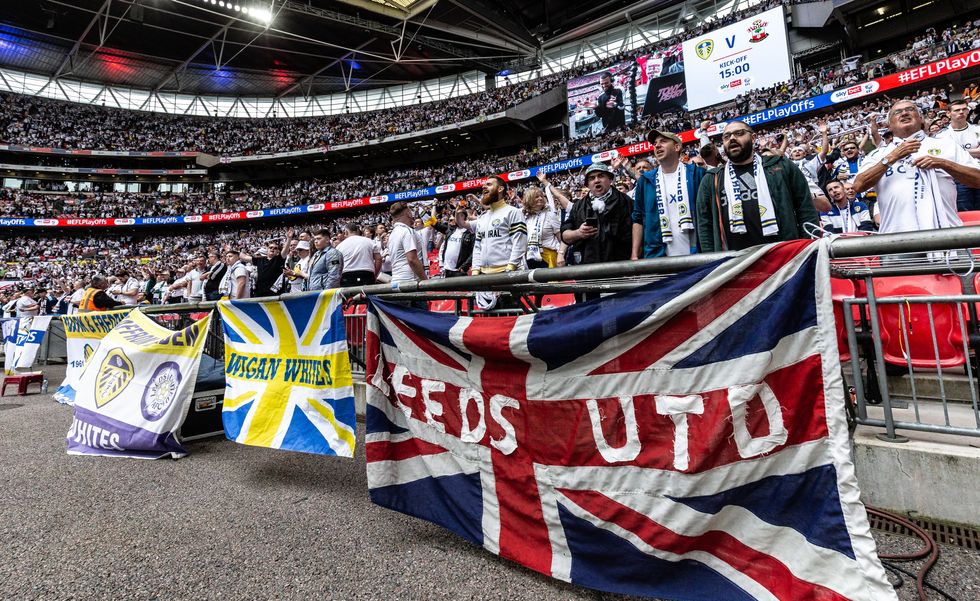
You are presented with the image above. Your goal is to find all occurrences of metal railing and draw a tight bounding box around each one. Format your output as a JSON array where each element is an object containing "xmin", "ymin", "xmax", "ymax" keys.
[{"xmin": 27, "ymin": 226, "xmax": 980, "ymax": 443}]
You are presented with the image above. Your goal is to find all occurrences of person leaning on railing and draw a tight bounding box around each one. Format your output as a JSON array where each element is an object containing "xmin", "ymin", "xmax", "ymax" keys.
[{"xmin": 78, "ymin": 275, "xmax": 124, "ymax": 313}]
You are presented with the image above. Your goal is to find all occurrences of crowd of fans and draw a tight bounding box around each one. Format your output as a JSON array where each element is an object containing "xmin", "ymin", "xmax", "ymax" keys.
[
  {"xmin": 0, "ymin": 1, "xmax": 832, "ymax": 157},
  {"xmin": 2, "ymin": 80, "xmax": 975, "ymax": 220}
]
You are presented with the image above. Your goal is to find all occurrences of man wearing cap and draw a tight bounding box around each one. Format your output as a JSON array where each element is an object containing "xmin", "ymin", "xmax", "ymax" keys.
[
  {"xmin": 561, "ymin": 162, "xmax": 633, "ymax": 266},
  {"xmin": 696, "ymin": 121, "xmax": 818, "ymax": 252},
  {"xmin": 631, "ymin": 129, "xmax": 707, "ymax": 258},
  {"xmin": 285, "ymin": 239, "xmax": 313, "ymax": 293}
]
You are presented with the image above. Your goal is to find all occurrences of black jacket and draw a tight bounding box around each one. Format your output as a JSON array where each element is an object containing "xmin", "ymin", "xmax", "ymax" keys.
[
  {"xmin": 203, "ymin": 261, "xmax": 227, "ymax": 296},
  {"xmin": 560, "ymin": 189, "xmax": 633, "ymax": 265},
  {"xmin": 434, "ymin": 221, "xmax": 475, "ymax": 273}
]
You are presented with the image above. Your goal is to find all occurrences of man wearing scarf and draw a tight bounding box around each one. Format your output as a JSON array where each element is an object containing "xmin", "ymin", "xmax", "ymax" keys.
[
  {"xmin": 854, "ymin": 100, "xmax": 980, "ymax": 234},
  {"xmin": 696, "ymin": 121, "xmax": 818, "ymax": 252},
  {"xmin": 561, "ymin": 162, "xmax": 633, "ymax": 265},
  {"xmin": 631, "ymin": 129, "xmax": 706, "ymax": 259}
]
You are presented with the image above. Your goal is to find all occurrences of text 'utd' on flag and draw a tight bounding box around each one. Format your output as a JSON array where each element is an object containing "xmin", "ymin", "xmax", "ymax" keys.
[{"xmin": 364, "ymin": 239, "xmax": 896, "ymax": 601}]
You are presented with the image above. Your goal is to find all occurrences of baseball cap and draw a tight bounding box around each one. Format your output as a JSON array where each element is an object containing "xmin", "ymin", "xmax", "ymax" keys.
[
  {"xmin": 585, "ymin": 162, "xmax": 615, "ymax": 178},
  {"xmin": 647, "ymin": 129, "xmax": 682, "ymax": 144},
  {"xmin": 296, "ymin": 240, "xmax": 311, "ymax": 250}
]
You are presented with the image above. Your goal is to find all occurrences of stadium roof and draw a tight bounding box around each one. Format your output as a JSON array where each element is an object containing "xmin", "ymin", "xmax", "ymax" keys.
[{"xmin": 0, "ymin": 0, "xmax": 685, "ymax": 98}]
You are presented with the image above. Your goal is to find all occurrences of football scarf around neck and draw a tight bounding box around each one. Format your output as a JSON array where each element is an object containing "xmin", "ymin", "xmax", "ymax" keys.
[
  {"xmin": 655, "ymin": 162, "xmax": 691, "ymax": 243},
  {"xmin": 725, "ymin": 153, "xmax": 778, "ymax": 236}
]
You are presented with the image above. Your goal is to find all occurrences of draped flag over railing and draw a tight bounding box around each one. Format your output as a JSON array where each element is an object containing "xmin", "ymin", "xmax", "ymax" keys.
[
  {"xmin": 67, "ymin": 310, "xmax": 211, "ymax": 459},
  {"xmin": 2, "ymin": 315, "xmax": 53, "ymax": 373},
  {"xmin": 217, "ymin": 291, "xmax": 356, "ymax": 457},
  {"xmin": 54, "ymin": 309, "xmax": 131, "ymax": 404},
  {"xmin": 364, "ymin": 239, "xmax": 896, "ymax": 601}
]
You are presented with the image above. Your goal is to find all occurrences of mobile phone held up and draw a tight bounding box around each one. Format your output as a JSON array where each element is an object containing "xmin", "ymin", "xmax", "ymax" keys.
[{"xmin": 584, "ymin": 217, "xmax": 598, "ymax": 228}]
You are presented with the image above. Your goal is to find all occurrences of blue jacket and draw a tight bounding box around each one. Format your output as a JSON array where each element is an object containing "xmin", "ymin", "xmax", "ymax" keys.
[{"xmin": 631, "ymin": 164, "xmax": 706, "ymax": 258}]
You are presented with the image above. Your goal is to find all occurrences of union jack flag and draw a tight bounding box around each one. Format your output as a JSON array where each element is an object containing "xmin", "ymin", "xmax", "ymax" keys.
[{"xmin": 365, "ymin": 240, "xmax": 896, "ymax": 600}]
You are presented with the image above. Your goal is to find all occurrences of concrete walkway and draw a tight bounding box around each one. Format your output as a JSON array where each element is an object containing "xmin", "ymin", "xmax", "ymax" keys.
[{"xmin": 1, "ymin": 364, "xmax": 977, "ymax": 601}]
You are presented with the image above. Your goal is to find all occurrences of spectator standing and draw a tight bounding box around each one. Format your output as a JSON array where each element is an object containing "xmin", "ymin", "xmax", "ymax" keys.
[
  {"xmin": 336, "ymin": 223, "xmax": 381, "ymax": 286},
  {"xmin": 202, "ymin": 251, "xmax": 227, "ymax": 301},
  {"xmin": 696, "ymin": 121, "xmax": 818, "ymax": 252},
  {"xmin": 220, "ymin": 250, "xmax": 252, "ymax": 300},
  {"xmin": 560, "ymin": 163, "xmax": 633, "ymax": 265},
  {"xmin": 435, "ymin": 207, "xmax": 475, "ymax": 277},
  {"xmin": 632, "ymin": 129, "xmax": 706, "ymax": 258},
  {"xmin": 387, "ymin": 202, "xmax": 428, "ymax": 285},
  {"xmin": 937, "ymin": 99, "xmax": 980, "ymax": 210},
  {"xmin": 248, "ymin": 229, "xmax": 293, "ymax": 298},
  {"xmin": 79, "ymin": 275, "xmax": 124, "ymax": 312},
  {"xmin": 285, "ymin": 240, "xmax": 313, "ymax": 293},
  {"xmin": 854, "ymin": 100, "xmax": 980, "ymax": 233},
  {"xmin": 109, "ymin": 269, "xmax": 141, "ymax": 305},
  {"xmin": 14, "ymin": 289, "xmax": 40, "ymax": 317},
  {"xmin": 42, "ymin": 289, "xmax": 58, "ymax": 315},
  {"xmin": 522, "ymin": 187, "xmax": 561, "ymax": 268},
  {"xmin": 820, "ymin": 180, "xmax": 873, "ymax": 234},
  {"xmin": 306, "ymin": 229, "xmax": 344, "ymax": 291}
]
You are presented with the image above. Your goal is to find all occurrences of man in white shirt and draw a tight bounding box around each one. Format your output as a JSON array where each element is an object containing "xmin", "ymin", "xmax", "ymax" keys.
[
  {"xmin": 388, "ymin": 203, "xmax": 428, "ymax": 286},
  {"xmin": 67, "ymin": 279, "xmax": 86, "ymax": 315},
  {"xmin": 285, "ymin": 240, "xmax": 313, "ymax": 293},
  {"xmin": 219, "ymin": 250, "xmax": 251, "ymax": 300},
  {"xmin": 14, "ymin": 289, "xmax": 40, "ymax": 317},
  {"xmin": 854, "ymin": 99, "xmax": 980, "ymax": 234},
  {"xmin": 110, "ymin": 269, "xmax": 141, "ymax": 305},
  {"xmin": 937, "ymin": 99, "xmax": 980, "ymax": 211},
  {"xmin": 336, "ymin": 223, "xmax": 381, "ymax": 286}
]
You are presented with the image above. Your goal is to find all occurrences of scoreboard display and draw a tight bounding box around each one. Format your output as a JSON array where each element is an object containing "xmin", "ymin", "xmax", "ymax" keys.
[{"xmin": 681, "ymin": 7, "xmax": 792, "ymax": 110}]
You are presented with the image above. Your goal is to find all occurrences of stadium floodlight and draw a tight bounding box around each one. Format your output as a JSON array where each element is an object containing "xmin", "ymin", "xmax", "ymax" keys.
[
  {"xmin": 218, "ymin": 1, "xmax": 225, "ymax": 6},
  {"xmin": 250, "ymin": 7, "xmax": 273, "ymax": 23}
]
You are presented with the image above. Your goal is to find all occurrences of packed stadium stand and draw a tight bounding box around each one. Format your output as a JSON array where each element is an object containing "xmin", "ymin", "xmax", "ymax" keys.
[
  {"xmin": 0, "ymin": 1, "xmax": 975, "ymax": 300},
  {"xmin": 4, "ymin": 2, "xmax": 980, "ymax": 600}
]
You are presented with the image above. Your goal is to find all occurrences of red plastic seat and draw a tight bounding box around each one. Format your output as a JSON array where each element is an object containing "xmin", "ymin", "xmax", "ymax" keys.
[
  {"xmin": 830, "ymin": 277, "xmax": 855, "ymax": 362},
  {"xmin": 539, "ymin": 294, "xmax": 576, "ymax": 309},
  {"xmin": 873, "ymin": 275, "xmax": 966, "ymax": 369},
  {"xmin": 958, "ymin": 210, "xmax": 980, "ymax": 226},
  {"xmin": 428, "ymin": 299, "xmax": 456, "ymax": 312}
]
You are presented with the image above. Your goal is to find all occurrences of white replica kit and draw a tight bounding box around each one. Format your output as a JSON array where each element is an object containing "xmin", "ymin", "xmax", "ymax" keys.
[{"xmin": 858, "ymin": 133, "xmax": 979, "ymax": 233}]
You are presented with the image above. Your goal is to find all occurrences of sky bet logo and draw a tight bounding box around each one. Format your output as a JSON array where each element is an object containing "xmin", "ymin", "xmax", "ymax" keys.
[
  {"xmin": 591, "ymin": 150, "xmax": 619, "ymax": 163},
  {"xmin": 35, "ymin": 219, "xmax": 59, "ymax": 226},
  {"xmin": 507, "ymin": 170, "xmax": 531, "ymax": 180},
  {"xmin": 184, "ymin": 215, "xmax": 202, "ymax": 223},
  {"xmin": 436, "ymin": 184, "xmax": 456, "ymax": 193},
  {"xmin": 307, "ymin": 203, "xmax": 325, "ymax": 212},
  {"xmin": 369, "ymin": 195, "xmax": 389, "ymax": 204},
  {"xmin": 246, "ymin": 211, "xmax": 264, "ymax": 218}
]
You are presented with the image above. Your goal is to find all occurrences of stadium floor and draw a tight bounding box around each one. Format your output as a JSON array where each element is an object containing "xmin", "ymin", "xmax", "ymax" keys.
[{"xmin": 2, "ymin": 364, "xmax": 977, "ymax": 601}]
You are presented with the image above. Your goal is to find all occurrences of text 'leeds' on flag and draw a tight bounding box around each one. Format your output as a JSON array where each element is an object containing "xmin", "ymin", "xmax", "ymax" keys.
[
  {"xmin": 364, "ymin": 239, "xmax": 896, "ymax": 601},
  {"xmin": 218, "ymin": 290, "xmax": 356, "ymax": 457},
  {"xmin": 67, "ymin": 310, "xmax": 211, "ymax": 459}
]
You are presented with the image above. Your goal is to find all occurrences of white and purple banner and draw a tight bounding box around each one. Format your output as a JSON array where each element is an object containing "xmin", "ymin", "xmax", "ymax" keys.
[{"xmin": 67, "ymin": 310, "xmax": 211, "ymax": 459}]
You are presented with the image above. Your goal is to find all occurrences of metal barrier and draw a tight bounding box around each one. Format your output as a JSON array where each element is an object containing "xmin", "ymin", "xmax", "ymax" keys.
[{"xmin": 26, "ymin": 226, "xmax": 980, "ymax": 443}]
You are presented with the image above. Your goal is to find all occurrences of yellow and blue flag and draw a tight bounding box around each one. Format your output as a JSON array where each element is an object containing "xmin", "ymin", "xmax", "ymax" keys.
[{"xmin": 217, "ymin": 290, "xmax": 355, "ymax": 457}]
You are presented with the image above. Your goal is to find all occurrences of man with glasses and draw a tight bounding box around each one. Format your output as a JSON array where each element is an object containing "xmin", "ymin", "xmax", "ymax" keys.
[
  {"xmin": 696, "ymin": 121, "xmax": 818, "ymax": 252},
  {"xmin": 242, "ymin": 228, "xmax": 293, "ymax": 298},
  {"xmin": 854, "ymin": 100, "xmax": 980, "ymax": 233}
]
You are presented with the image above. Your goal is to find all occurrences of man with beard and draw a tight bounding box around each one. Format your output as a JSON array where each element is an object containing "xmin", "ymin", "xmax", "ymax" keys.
[
  {"xmin": 468, "ymin": 176, "xmax": 527, "ymax": 274},
  {"xmin": 561, "ymin": 162, "xmax": 632, "ymax": 265},
  {"xmin": 696, "ymin": 121, "xmax": 818, "ymax": 252},
  {"xmin": 592, "ymin": 71, "xmax": 626, "ymax": 133},
  {"xmin": 631, "ymin": 129, "xmax": 707, "ymax": 258},
  {"xmin": 854, "ymin": 100, "xmax": 980, "ymax": 233}
]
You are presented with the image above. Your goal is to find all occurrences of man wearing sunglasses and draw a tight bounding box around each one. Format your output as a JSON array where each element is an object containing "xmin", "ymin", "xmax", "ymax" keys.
[
  {"xmin": 854, "ymin": 100, "xmax": 980, "ymax": 234},
  {"xmin": 696, "ymin": 121, "xmax": 818, "ymax": 252}
]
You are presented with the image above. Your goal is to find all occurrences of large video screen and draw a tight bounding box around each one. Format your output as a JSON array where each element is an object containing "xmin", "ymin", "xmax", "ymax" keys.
[
  {"xmin": 635, "ymin": 44, "xmax": 687, "ymax": 121},
  {"xmin": 681, "ymin": 6, "xmax": 791, "ymax": 110},
  {"xmin": 566, "ymin": 60, "xmax": 634, "ymax": 140}
]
